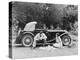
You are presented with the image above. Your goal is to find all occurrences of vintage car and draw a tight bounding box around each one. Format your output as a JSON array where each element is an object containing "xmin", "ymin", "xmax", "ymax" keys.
[{"xmin": 15, "ymin": 21, "xmax": 71, "ymax": 47}]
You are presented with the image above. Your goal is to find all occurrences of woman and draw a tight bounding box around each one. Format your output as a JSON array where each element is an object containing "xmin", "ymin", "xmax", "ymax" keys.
[{"xmin": 53, "ymin": 33, "xmax": 63, "ymax": 48}]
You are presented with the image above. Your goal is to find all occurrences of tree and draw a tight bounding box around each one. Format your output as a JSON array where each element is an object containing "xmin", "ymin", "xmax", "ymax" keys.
[{"xmin": 62, "ymin": 5, "xmax": 78, "ymax": 31}]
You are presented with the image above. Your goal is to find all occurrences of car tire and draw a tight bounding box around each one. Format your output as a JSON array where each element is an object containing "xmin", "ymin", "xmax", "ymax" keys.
[
  {"xmin": 22, "ymin": 34, "xmax": 33, "ymax": 47},
  {"xmin": 61, "ymin": 35, "xmax": 71, "ymax": 46}
]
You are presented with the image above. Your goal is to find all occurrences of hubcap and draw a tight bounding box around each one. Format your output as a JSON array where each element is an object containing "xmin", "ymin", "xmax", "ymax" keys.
[
  {"xmin": 64, "ymin": 38, "xmax": 70, "ymax": 45},
  {"xmin": 25, "ymin": 39, "xmax": 30, "ymax": 43},
  {"xmin": 24, "ymin": 38, "xmax": 31, "ymax": 45},
  {"xmin": 64, "ymin": 39, "xmax": 69, "ymax": 42}
]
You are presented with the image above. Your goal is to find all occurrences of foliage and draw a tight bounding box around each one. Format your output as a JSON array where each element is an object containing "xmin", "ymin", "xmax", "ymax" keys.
[
  {"xmin": 10, "ymin": 2, "xmax": 78, "ymax": 33},
  {"xmin": 62, "ymin": 5, "xmax": 78, "ymax": 31}
]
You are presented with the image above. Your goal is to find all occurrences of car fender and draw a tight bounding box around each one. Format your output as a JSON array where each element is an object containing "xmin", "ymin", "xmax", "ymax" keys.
[
  {"xmin": 59, "ymin": 32, "xmax": 69, "ymax": 37},
  {"xmin": 23, "ymin": 31, "xmax": 34, "ymax": 37}
]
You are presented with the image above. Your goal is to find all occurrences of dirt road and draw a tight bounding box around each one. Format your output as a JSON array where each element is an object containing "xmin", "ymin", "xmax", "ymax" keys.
[{"xmin": 12, "ymin": 45, "xmax": 78, "ymax": 59}]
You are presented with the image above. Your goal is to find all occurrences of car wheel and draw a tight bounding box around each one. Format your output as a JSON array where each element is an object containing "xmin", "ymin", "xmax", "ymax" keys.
[
  {"xmin": 22, "ymin": 34, "xmax": 33, "ymax": 47},
  {"xmin": 61, "ymin": 35, "xmax": 71, "ymax": 46}
]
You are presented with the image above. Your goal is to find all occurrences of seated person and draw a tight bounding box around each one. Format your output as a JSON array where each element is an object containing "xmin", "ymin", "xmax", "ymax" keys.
[
  {"xmin": 32, "ymin": 31, "xmax": 47, "ymax": 48},
  {"xmin": 53, "ymin": 33, "xmax": 63, "ymax": 48}
]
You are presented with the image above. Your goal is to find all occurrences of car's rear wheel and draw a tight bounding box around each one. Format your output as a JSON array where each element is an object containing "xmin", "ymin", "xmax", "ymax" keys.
[
  {"xmin": 22, "ymin": 34, "xmax": 33, "ymax": 47},
  {"xmin": 61, "ymin": 35, "xmax": 71, "ymax": 46}
]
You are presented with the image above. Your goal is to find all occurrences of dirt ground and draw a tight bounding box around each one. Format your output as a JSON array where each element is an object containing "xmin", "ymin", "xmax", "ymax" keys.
[
  {"xmin": 11, "ymin": 34, "xmax": 78, "ymax": 59},
  {"xmin": 12, "ymin": 45, "xmax": 78, "ymax": 59}
]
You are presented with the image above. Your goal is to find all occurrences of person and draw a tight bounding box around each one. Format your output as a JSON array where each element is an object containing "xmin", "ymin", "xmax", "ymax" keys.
[
  {"xmin": 53, "ymin": 33, "xmax": 63, "ymax": 48},
  {"xmin": 32, "ymin": 31, "xmax": 47, "ymax": 48}
]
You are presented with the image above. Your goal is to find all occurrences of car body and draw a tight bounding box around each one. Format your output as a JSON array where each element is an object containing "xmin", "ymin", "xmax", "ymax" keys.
[{"xmin": 15, "ymin": 22, "xmax": 71, "ymax": 47}]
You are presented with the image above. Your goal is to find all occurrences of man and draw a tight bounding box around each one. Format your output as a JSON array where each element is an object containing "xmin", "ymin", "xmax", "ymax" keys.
[
  {"xmin": 53, "ymin": 33, "xmax": 63, "ymax": 48},
  {"xmin": 32, "ymin": 31, "xmax": 47, "ymax": 48}
]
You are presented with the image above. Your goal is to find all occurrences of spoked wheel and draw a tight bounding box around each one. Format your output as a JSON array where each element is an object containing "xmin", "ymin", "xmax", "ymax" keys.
[
  {"xmin": 61, "ymin": 35, "xmax": 71, "ymax": 46},
  {"xmin": 22, "ymin": 34, "xmax": 33, "ymax": 47}
]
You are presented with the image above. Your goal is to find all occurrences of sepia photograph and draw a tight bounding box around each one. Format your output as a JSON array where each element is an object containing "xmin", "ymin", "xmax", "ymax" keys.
[{"xmin": 9, "ymin": 1, "xmax": 78, "ymax": 59}]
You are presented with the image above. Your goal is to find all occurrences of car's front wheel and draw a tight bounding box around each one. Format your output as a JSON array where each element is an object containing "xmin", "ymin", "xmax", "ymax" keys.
[
  {"xmin": 22, "ymin": 34, "xmax": 33, "ymax": 47},
  {"xmin": 61, "ymin": 35, "xmax": 71, "ymax": 46}
]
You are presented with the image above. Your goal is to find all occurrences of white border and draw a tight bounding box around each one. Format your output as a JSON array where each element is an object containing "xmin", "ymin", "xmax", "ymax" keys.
[{"xmin": 0, "ymin": 0, "xmax": 80, "ymax": 60}]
